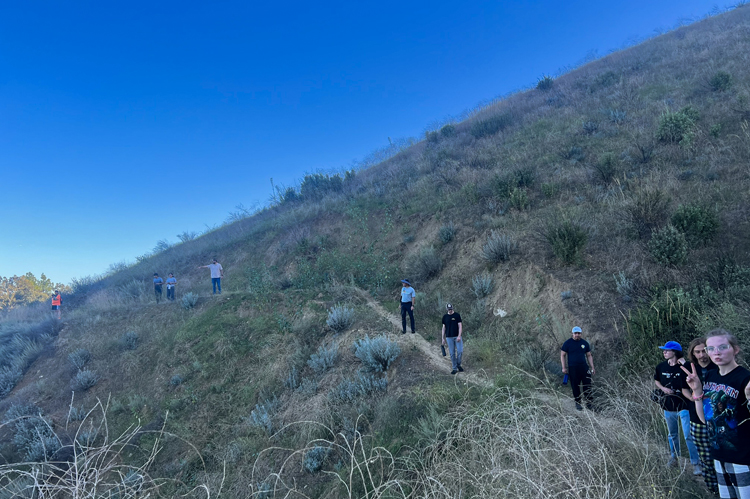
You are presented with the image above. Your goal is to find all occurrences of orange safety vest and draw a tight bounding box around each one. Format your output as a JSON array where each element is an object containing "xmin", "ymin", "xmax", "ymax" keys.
[{"xmin": 52, "ymin": 294, "xmax": 62, "ymax": 306}]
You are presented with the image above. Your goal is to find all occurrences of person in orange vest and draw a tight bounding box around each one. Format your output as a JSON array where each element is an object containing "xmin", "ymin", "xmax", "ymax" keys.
[{"xmin": 51, "ymin": 290, "xmax": 62, "ymax": 320}]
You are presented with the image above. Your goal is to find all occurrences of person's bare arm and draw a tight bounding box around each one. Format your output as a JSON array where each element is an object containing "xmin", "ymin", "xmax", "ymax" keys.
[
  {"xmin": 561, "ymin": 351, "xmax": 568, "ymax": 374},
  {"xmin": 457, "ymin": 322, "xmax": 463, "ymax": 342},
  {"xmin": 441, "ymin": 324, "xmax": 446, "ymax": 345},
  {"xmin": 586, "ymin": 351, "xmax": 595, "ymax": 375},
  {"xmin": 655, "ymin": 380, "xmax": 674, "ymax": 394},
  {"xmin": 681, "ymin": 363, "xmax": 706, "ymax": 423}
]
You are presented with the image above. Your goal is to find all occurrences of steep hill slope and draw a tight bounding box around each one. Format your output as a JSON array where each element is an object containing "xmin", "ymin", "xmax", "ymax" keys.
[{"xmin": 3, "ymin": 5, "xmax": 750, "ymax": 498}]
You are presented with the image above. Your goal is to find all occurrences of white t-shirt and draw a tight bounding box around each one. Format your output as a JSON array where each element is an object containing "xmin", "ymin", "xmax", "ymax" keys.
[{"xmin": 208, "ymin": 263, "xmax": 223, "ymax": 278}]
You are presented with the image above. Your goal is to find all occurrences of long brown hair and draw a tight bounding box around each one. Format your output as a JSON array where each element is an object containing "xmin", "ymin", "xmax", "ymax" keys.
[{"xmin": 687, "ymin": 337, "xmax": 707, "ymax": 364}]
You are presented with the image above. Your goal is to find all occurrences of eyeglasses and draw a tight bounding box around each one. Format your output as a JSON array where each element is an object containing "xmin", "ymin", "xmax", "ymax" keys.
[{"xmin": 706, "ymin": 344, "xmax": 733, "ymax": 353}]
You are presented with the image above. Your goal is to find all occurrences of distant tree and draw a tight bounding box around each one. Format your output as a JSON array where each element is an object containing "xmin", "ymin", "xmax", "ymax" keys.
[{"xmin": 0, "ymin": 272, "xmax": 71, "ymax": 311}]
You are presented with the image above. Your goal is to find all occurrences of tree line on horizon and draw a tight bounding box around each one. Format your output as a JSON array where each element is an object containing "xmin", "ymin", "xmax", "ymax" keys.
[{"xmin": 0, "ymin": 272, "xmax": 71, "ymax": 312}]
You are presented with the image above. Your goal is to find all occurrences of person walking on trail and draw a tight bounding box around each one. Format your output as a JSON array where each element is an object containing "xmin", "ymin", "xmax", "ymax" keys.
[
  {"xmin": 683, "ymin": 330, "xmax": 750, "ymax": 499},
  {"xmin": 398, "ymin": 279, "xmax": 415, "ymax": 334},
  {"xmin": 681, "ymin": 338, "xmax": 719, "ymax": 489},
  {"xmin": 166, "ymin": 273, "xmax": 177, "ymax": 302},
  {"xmin": 560, "ymin": 326, "xmax": 595, "ymax": 411},
  {"xmin": 655, "ymin": 340, "xmax": 700, "ymax": 469},
  {"xmin": 199, "ymin": 259, "xmax": 224, "ymax": 294},
  {"xmin": 51, "ymin": 290, "xmax": 62, "ymax": 320},
  {"xmin": 153, "ymin": 273, "xmax": 164, "ymax": 303},
  {"xmin": 441, "ymin": 303, "xmax": 463, "ymax": 375}
]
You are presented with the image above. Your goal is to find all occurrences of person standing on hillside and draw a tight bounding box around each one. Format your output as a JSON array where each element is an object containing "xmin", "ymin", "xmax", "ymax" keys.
[
  {"xmin": 561, "ymin": 326, "xmax": 595, "ymax": 411},
  {"xmin": 153, "ymin": 273, "xmax": 164, "ymax": 303},
  {"xmin": 682, "ymin": 330, "xmax": 750, "ymax": 499},
  {"xmin": 655, "ymin": 340, "xmax": 700, "ymax": 469},
  {"xmin": 166, "ymin": 273, "xmax": 177, "ymax": 302},
  {"xmin": 199, "ymin": 258, "xmax": 224, "ymax": 294},
  {"xmin": 441, "ymin": 303, "xmax": 463, "ymax": 375},
  {"xmin": 51, "ymin": 290, "xmax": 62, "ymax": 320},
  {"xmin": 398, "ymin": 279, "xmax": 415, "ymax": 334},
  {"xmin": 681, "ymin": 338, "xmax": 719, "ymax": 488}
]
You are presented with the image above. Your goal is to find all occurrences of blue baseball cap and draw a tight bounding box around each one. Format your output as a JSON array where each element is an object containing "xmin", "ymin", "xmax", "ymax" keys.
[
  {"xmin": 572, "ymin": 326, "xmax": 582, "ymax": 333},
  {"xmin": 658, "ymin": 341, "xmax": 682, "ymax": 351}
]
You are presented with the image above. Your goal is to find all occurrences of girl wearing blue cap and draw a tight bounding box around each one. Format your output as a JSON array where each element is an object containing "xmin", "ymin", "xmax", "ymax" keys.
[{"xmin": 655, "ymin": 340, "xmax": 701, "ymax": 471}]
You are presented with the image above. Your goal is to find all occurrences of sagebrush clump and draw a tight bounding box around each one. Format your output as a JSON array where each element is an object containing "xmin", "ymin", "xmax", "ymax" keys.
[
  {"xmin": 181, "ymin": 292, "xmax": 198, "ymax": 310},
  {"xmin": 471, "ymin": 273, "xmax": 494, "ymax": 298},
  {"xmin": 307, "ymin": 343, "xmax": 339, "ymax": 374},
  {"xmin": 354, "ymin": 335, "xmax": 400, "ymax": 372},
  {"xmin": 326, "ymin": 304, "xmax": 354, "ymax": 332},
  {"xmin": 68, "ymin": 348, "xmax": 91, "ymax": 371},
  {"xmin": 481, "ymin": 231, "xmax": 517, "ymax": 263},
  {"xmin": 72, "ymin": 369, "xmax": 100, "ymax": 391}
]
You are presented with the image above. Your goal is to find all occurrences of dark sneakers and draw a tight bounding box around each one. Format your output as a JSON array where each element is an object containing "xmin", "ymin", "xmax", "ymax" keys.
[
  {"xmin": 575, "ymin": 403, "xmax": 583, "ymax": 411},
  {"xmin": 451, "ymin": 370, "xmax": 457, "ymax": 375},
  {"xmin": 457, "ymin": 365, "xmax": 464, "ymax": 372}
]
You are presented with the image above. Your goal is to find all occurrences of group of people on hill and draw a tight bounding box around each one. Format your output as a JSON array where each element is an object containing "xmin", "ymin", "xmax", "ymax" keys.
[
  {"xmin": 49, "ymin": 259, "xmax": 225, "ymax": 317},
  {"xmin": 405, "ymin": 276, "xmax": 747, "ymax": 498},
  {"xmin": 153, "ymin": 259, "xmax": 224, "ymax": 303},
  {"xmin": 655, "ymin": 331, "xmax": 750, "ymax": 498}
]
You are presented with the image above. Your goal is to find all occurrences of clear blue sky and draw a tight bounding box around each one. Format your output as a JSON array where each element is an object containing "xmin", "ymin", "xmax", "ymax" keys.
[{"xmin": 0, "ymin": 0, "xmax": 720, "ymax": 284}]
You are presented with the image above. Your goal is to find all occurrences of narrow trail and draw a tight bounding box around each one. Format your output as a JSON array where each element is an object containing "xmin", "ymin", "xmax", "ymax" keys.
[{"xmin": 354, "ymin": 288, "xmax": 494, "ymax": 389}]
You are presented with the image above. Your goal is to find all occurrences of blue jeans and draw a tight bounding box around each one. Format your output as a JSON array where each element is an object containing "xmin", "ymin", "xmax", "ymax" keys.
[
  {"xmin": 664, "ymin": 409, "xmax": 699, "ymax": 464},
  {"xmin": 212, "ymin": 278, "xmax": 222, "ymax": 294},
  {"xmin": 446, "ymin": 337, "xmax": 463, "ymax": 370}
]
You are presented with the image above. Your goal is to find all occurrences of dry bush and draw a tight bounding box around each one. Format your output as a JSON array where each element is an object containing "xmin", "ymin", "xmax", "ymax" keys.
[{"xmin": 0, "ymin": 398, "xmax": 215, "ymax": 498}]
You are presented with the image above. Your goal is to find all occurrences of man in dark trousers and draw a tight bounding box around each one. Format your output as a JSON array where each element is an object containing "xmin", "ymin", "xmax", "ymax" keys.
[
  {"xmin": 441, "ymin": 303, "xmax": 463, "ymax": 375},
  {"xmin": 153, "ymin": 273, "xmax": 164, "ymax": 303},
  {"xmin": 398, "ymin": 279, "xmax": 416, "ymax": 334},
  {"xmin": 655, "ymin": 340, "xmax": 700, "ymax": 469},
  {"xmin": 681, "ymin": 337, "xmax": 719, "ymax": 487},
  {"xmin": 561, "ymin": 326, "xmax": 595, "ymax": 411}
]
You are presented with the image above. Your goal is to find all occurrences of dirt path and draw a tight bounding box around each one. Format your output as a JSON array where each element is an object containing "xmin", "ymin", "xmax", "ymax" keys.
[{"xmin": 354, "ymin": 288, "xmax": 494, "ymax": 389}]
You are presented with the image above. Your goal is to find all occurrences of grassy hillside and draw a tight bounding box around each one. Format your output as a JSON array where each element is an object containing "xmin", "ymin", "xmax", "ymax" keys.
[{"xmin": 3, "ymin": 5, "xmax": 750, "ymax": 498}]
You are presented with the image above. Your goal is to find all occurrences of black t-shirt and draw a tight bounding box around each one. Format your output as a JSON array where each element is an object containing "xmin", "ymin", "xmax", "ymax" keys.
[
  {"xmin": 654, "ymin": 360, "xmax": 689, "ymax": 412},
  {"xmin": 702, "ymin": 366, "xmax": 750, "ymax": 465},
  {"xmin": 561, "ymin": 338, "xmax": 591, "ymax": 366},
  {"xmin": 680, "ymin": 361, "xmax": 716, "ymax": 424},
  {"xmin": 442, "ymin": 312, "xmax": 462, "ymax": 338}
]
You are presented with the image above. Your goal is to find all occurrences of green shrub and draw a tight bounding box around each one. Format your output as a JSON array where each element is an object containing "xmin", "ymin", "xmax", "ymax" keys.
[
  {"xmin": 541, "ymin": 183, "xmax": 560, "ymax": 198},
  {"xmin": 440, "ymin": 123, "xmax": 457, "ymax": 137},
  {"xmin": 614, "ymin": 271, "xmax": 634, "ymax": 300},
  {"xmin": 544, "ymin": 220, "xmax": 588, "ymax": 265},
  {"xmin": 671, "ymin": 203, "xmax": 719, "ymax": 245},
  {"xmin": 560, "ymin": 145, "xmax": 586, "ymax": 162},
  {"xmin": 592, "ymin": 153, "xmax": 619, "ymax": 185},
  {"xmin": 710, "ymin": 124, "xmax": 722, "ymax": 138},
  {"xmin": 170, "ymin": 375, "xmax": 183, "ymax": 386},
  {"xmin": 471, "ymin": 272, "xmax": 494, "ymax": 298},
  {"xmin": 425, "ymin": 131, "xmax": 439, "ymax": 143},
  {"xmin": 624, "ymin": 288, "xmax": 698, "ymax": 369},
  {"xmin": 299, "ymin": 173, "xmax": 344, "ymax": 200},
  {"xmin": 181, "ymin": 292, "xmax": 198, "ymax": 310},
  {"xmin": 72, "ymin": 369, "xmax": 100, "ymax": 391},
  {"xmin": 68, "ymin": 348, "xmax": 91, "ymax": 371},
  {"xmin": 709, "ymin": 71, "xmax": 732, "ymax": 92},
  {"xmin": 513, "ymin": 168, "xmax": 535, "ymax": 188},
  {"xmin": 582, "ymin": 121, "xmax": 598, "ymax": 135},
  {"xmin": 307, "ymin": 343, "xmax": 339, "ymax": 374},
  {"xmin": 326, "ymin": 304, "xmax": 354, "ymax": 332},
  {"xmin": 536, "ymin": 75, "xmax": 554, "ymax": 91},
  {"xmin": 628, "ymin": 189, "xmax": 670, "ymax": 239},
  {"xmin": 3, "ymin": 404, "xmax": 59, "ymax": 462},
  {"xmin": 657, "ymin": 106, "xmax": 699, "ymax": 144},
  {"xmin": 648, "ymin": 225, "xmax": 688, "ymax": 266},
  {"xmin": 0, "ymin": 367, "xmax": 22, "ymax": 399},
  {"xmin": 439, "ymin": 222, "xmax": 456, "ymax": 244},
  {"xmin": 407, "ymin": 246, "xmax": 443, "ymax": 281},
  {"xmin": 354, "ymin": 335, "xmax": 400, "ymax": 372},
  {"xmin": 509, "ymin": 188, "xmax": 530, "ymax": 211},
  {"xmin": 470, "ymin": 113, "xmax": 513, "ymax": 139}
]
